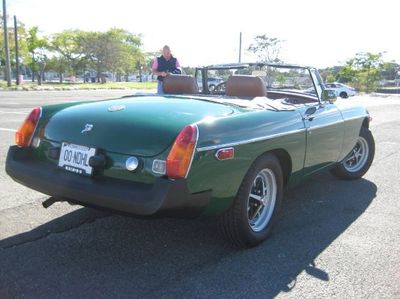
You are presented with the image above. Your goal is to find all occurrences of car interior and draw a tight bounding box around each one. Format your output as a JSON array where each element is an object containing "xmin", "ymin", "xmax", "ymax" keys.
[{"xmin": 162, "ymin": 67, "xmax": 319, "ymax": 105}]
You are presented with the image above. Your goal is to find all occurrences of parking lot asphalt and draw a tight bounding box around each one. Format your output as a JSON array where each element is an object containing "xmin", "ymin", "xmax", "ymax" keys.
[{"xmin": 0, "ymin": 91, "xmax": 399, "ymax": 298}]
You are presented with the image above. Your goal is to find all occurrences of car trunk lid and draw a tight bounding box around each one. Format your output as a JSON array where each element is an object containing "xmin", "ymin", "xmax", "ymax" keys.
[{"xmin": 43, "ymin": 96, "xmax": 235, "ymax": 157}]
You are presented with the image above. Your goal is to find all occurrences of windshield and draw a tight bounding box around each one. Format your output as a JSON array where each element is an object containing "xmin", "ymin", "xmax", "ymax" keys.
[
  {"xmin": 264, "ymin": 66, "xmax": 315, "ymax": 95},
  {"xmin": 200, "ymin": 65, "xmax": 317, "ymax": 97}
]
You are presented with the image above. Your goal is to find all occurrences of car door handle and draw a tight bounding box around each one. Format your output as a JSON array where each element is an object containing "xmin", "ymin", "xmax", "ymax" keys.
[
  {"xmin": 303, "ymin": 106, "xmax": 317, "ymax": 121},
  {"xmin": 303, "ymin": 114, "xmax": 315, "ymax": 121}
]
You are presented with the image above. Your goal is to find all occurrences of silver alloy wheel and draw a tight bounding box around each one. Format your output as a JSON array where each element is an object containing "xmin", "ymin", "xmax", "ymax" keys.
[
  {"xmin": 343, "ymin": 136, "xmax": 369, "ymax": 172},
  {"xmin": 247, "ymin": 168, "xmax": 277, "ymax": 232}
]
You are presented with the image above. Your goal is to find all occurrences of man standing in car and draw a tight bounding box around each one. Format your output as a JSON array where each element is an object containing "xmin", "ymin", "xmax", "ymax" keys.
[{"xmin": 152, "ymin": 45, "xmax": 182, "ymax": 94}]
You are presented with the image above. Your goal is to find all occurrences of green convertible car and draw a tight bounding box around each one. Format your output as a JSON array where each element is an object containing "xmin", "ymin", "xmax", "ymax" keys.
[{"xmin": 6, "ymin": 63, "xmax": 375, "ymax": 247}]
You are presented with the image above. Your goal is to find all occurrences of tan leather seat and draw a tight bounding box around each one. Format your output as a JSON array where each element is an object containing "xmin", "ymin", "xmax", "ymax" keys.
[
  {"xmin": 225, "ymin": 75, "xmax": 267, "ymax": 98},
  {"xmin": 162, "ymin": 75, "xmax": 199, "ymax": 94}
]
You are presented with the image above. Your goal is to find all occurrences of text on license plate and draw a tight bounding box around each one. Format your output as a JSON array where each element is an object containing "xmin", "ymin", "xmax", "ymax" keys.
[{"xmin": 58, "ymin": 142, "xmax": 96, "ymax": 176}]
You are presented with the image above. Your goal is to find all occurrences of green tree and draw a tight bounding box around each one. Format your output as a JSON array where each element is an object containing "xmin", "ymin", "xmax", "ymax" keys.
[
  {"xmin": 248, "ymin": 35, "xmax": 283, "ymax": 62},
  {"xmin": 326, "ymin": 74, "xmax": 336, "ymax": 83},
  {"xmin": 319, "ymin": 66, "xmax": 342, "ymax": 83},
  {"xmin": 45, "ymin": 56, "xmax": 69, "ymax": 82},
  {"xmin": 117, "ymin": 31, "xmax": 143, "ymax": 82},
  {"xmin": 381, "ymin": 61, "xmax": 400, "ymax": 81},
  {"xmin": 275, "ymin": 73, "xmax": 286, "ymax": 87},
  {"xmin": 48, "ymin": 30, "xmax": 84, "ymax": 82},
  {"xmin": 182, "ymin": 66, "xmax": 195, "ymax": 76},
  {"xmin": 78, "ymin": 28, "xmax": 142, "ymax": 83},
  {"xmin": 26, "ymin": 27, "xmax": 48, "ymax": 85},
  {"xmin": 0, "ymin": 16, "xmax": 30, "ymax": 79},
  {"xmin": 338, "ymin": 52, "xmax": 384, "ymax": 92}
]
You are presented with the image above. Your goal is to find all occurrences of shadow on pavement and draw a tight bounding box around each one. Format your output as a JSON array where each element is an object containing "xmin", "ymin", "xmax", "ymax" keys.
[{"xmin": 0, "ymin": 172, "xmax": 377, "ymax": 298}]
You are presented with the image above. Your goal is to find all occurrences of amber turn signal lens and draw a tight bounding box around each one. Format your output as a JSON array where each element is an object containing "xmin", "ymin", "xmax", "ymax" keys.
[
  {"xmin": 166, "ymin": 124, "xmax": 198, "ymax": 179},
  {"xmin": 15, "ymin": 107, "xmax": 41, "ymax": 147}
]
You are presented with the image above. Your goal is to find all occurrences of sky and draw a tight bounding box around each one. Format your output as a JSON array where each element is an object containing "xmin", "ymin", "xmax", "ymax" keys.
[{"xmin": 4, "ymin": 0, "xmax": 400, "ymax": 68}]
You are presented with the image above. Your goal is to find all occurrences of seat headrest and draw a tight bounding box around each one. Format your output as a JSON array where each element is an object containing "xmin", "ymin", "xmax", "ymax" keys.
[
  {"xmin": 226, "ymin": 75, "xmax": 267, "ymax": 98},
  {"xmin": 162, "ymin": 75, "xmax": 198, "ymax": 94}
]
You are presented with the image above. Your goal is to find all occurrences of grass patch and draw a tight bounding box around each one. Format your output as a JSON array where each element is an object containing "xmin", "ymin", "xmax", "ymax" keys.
[{"xmin": 0, "ymin": 81, "xmax": 157, "ymax": 91}]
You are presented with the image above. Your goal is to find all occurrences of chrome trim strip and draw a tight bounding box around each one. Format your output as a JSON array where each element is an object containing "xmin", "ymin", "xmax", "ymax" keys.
[
  {"xmin": 344, "ymin": 115, "xmax": 368, "ymax": 122},
  {"xmin": 308, "ymin": 119, "xmax": 344, "ymax": 130},
  {"xmin": 196, "ymin": 115, "xmax": 367, "ymax": 153},
  {"xmin": 309, "ymin": 115, "xmax": 366, "ymax": 131},
  {"xmin": 196, "ymin": 128, "xmax": 306, "ymax": 152}
]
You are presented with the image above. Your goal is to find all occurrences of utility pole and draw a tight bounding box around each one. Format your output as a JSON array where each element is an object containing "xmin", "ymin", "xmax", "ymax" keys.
[
  {"xmin": 238, "ymin": 32, "xmax": 242, "ymax": 63},
  {"xmin": 14, "ymin": 15, "xmax": 20, "ymax": 85},
  {"xmin": 2, "ymin": 0, "xmax": 12, "ymax": 86}
]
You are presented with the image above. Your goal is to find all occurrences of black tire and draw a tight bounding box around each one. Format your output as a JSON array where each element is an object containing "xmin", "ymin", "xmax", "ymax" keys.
[
  {"xmin": 331, "ymin": 126, "xmax": 375, "ymax": 180},
  {"xmin": 220, "ymin": 153, "xmax": 283, "ymax": 248},
  {"xmin": 208, "ymin": 84, "xmax": 215, "ymax": 92},
  {"xmin": 340, "ymin": 92, "xmax": 348, "ymax": 98}
]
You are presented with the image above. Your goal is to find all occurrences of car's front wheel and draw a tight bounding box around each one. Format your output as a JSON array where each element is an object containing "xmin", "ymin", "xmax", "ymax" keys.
[
  {"xmin": 331, "ymin": 126, "xmax": 375, "ymax": 180},
  {"xmin": 340, "ymin": 91, "xmax": 348, "ymax": 98},
  {"xmin": 220, "ymin": 154, "xmax": 283, "ymax": 247}
]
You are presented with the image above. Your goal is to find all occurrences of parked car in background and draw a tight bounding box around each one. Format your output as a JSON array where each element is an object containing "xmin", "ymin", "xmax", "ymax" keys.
[
  {"xmin": 197, "ymin": 76, "xmax": 224, "ymax": 91},
  {"xmin": 325, "ymin": 83, "xmax": 356, "ymax": 98},
  {"xmin": 207, "ymin": 77, "xmax": 224, "ymax": 91}
]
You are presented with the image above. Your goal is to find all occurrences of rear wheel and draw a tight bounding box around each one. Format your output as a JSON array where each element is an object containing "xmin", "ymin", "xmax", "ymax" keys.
[
  {"xmin": 220, "ymin": 154, "xmax": 283, "ymax": 247},
  {"xmin": 331, "ymin": 126, "xmax": 375, "ymax": 180}
]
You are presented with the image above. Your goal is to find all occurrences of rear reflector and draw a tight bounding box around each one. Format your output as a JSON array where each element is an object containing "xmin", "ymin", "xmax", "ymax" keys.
[
  {"xmin": 152, "ymin": 159, "xmax": 166, "ymax": 175},
  {"xmin": 166, "ymin": 124, "xmax": 198, "ymax": 179},
  {"xmin": 15, "ymin": 107, "xmax": 42, "ymax": 147},
  {"xmin": 215, "ymin": 147, "xmax": 235, "ymax": 160}
]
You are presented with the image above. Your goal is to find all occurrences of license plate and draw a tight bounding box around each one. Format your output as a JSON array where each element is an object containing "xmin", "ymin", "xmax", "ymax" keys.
[{"xmin": 58, "ymin": 142, "xmax": 96, "ymax": 176}]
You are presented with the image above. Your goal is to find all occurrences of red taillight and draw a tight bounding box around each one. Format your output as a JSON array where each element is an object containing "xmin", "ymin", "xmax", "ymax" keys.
[
  {"xmin": 215, "ymin": 147, "xmax": 235, "ymax": 160},
  {"xmin": 15, "ymin": 107, "xmax": 41, "ymax": 147},
  {"xmin": 166, "ymin": 124, "xmax": 198, "ymax": 179}
]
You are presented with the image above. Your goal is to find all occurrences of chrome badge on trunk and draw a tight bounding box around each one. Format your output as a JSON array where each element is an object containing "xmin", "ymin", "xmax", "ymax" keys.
[
  {"xmin": 108, "ymin": 105, "xmax": 126, "ymax": 112},
  {"xmin": 81, "ymin": 124, "xmax": 93, "ymax": 134}
]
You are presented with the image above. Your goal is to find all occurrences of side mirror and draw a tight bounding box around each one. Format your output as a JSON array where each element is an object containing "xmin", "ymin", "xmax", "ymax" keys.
[{"xmin": 321, "ymin": 89, "xmax": 337, "ymax": 103}]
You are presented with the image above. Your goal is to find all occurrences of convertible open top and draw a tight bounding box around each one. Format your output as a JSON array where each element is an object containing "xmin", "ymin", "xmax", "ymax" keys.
[{"xmin": 5, "ymin": 62, "xmax": 374, "ymax": 247}]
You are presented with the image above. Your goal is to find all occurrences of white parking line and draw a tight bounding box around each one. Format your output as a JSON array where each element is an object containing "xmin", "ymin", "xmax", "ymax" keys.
[
  {"xmin": 0, "ymin": 110, "xmax": 30, "ymax": 115},
  {"xmin": 0, "ymin": 127, "xmax": 17, "ymax": 132}
]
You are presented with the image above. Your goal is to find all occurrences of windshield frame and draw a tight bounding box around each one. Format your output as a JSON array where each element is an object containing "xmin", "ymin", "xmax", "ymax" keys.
[{"xmin": 195, "ymin": 63, "xmax": 322, "ymax": 103}]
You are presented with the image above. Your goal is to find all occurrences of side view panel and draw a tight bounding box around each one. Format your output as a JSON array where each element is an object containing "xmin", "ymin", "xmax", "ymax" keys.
[
  {"xmin": 301, "ymin": 103, "xmax": 345, "ymax": 175},
  {"xmin": 187, "ymin": 110, "xmax": 307, "ymax": 216},
  {"xmin": 336, "ymin": 103, "xmax": 370, "ymax": 161}
]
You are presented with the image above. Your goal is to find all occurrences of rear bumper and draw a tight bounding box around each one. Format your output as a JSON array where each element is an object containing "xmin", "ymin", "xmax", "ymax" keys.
[{"xmin": 6, "ymin": 146, "xmax": 210, "ymax": 217}]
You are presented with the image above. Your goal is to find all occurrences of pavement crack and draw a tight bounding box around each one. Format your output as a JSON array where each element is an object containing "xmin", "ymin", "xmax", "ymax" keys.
[
  {"xmin": 0, "ymin": 196, "xmax": 48, "ymax": 213},
  {"xmin": 0, "ymin": 211, "xmax": 112, "ymax": 250},
  {"xmin": 374, "ymin": 151, "xmax": 400, "ymax": 164}
]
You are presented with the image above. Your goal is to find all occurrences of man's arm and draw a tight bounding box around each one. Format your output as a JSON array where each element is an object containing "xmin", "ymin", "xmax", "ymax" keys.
[
  {"xmin": 151, "ymin": 58, "xmax": 167, "ymax": 77},
  {"xmin": 175, "ymin": 59, "xmax": 182, "ymax": 72}
]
